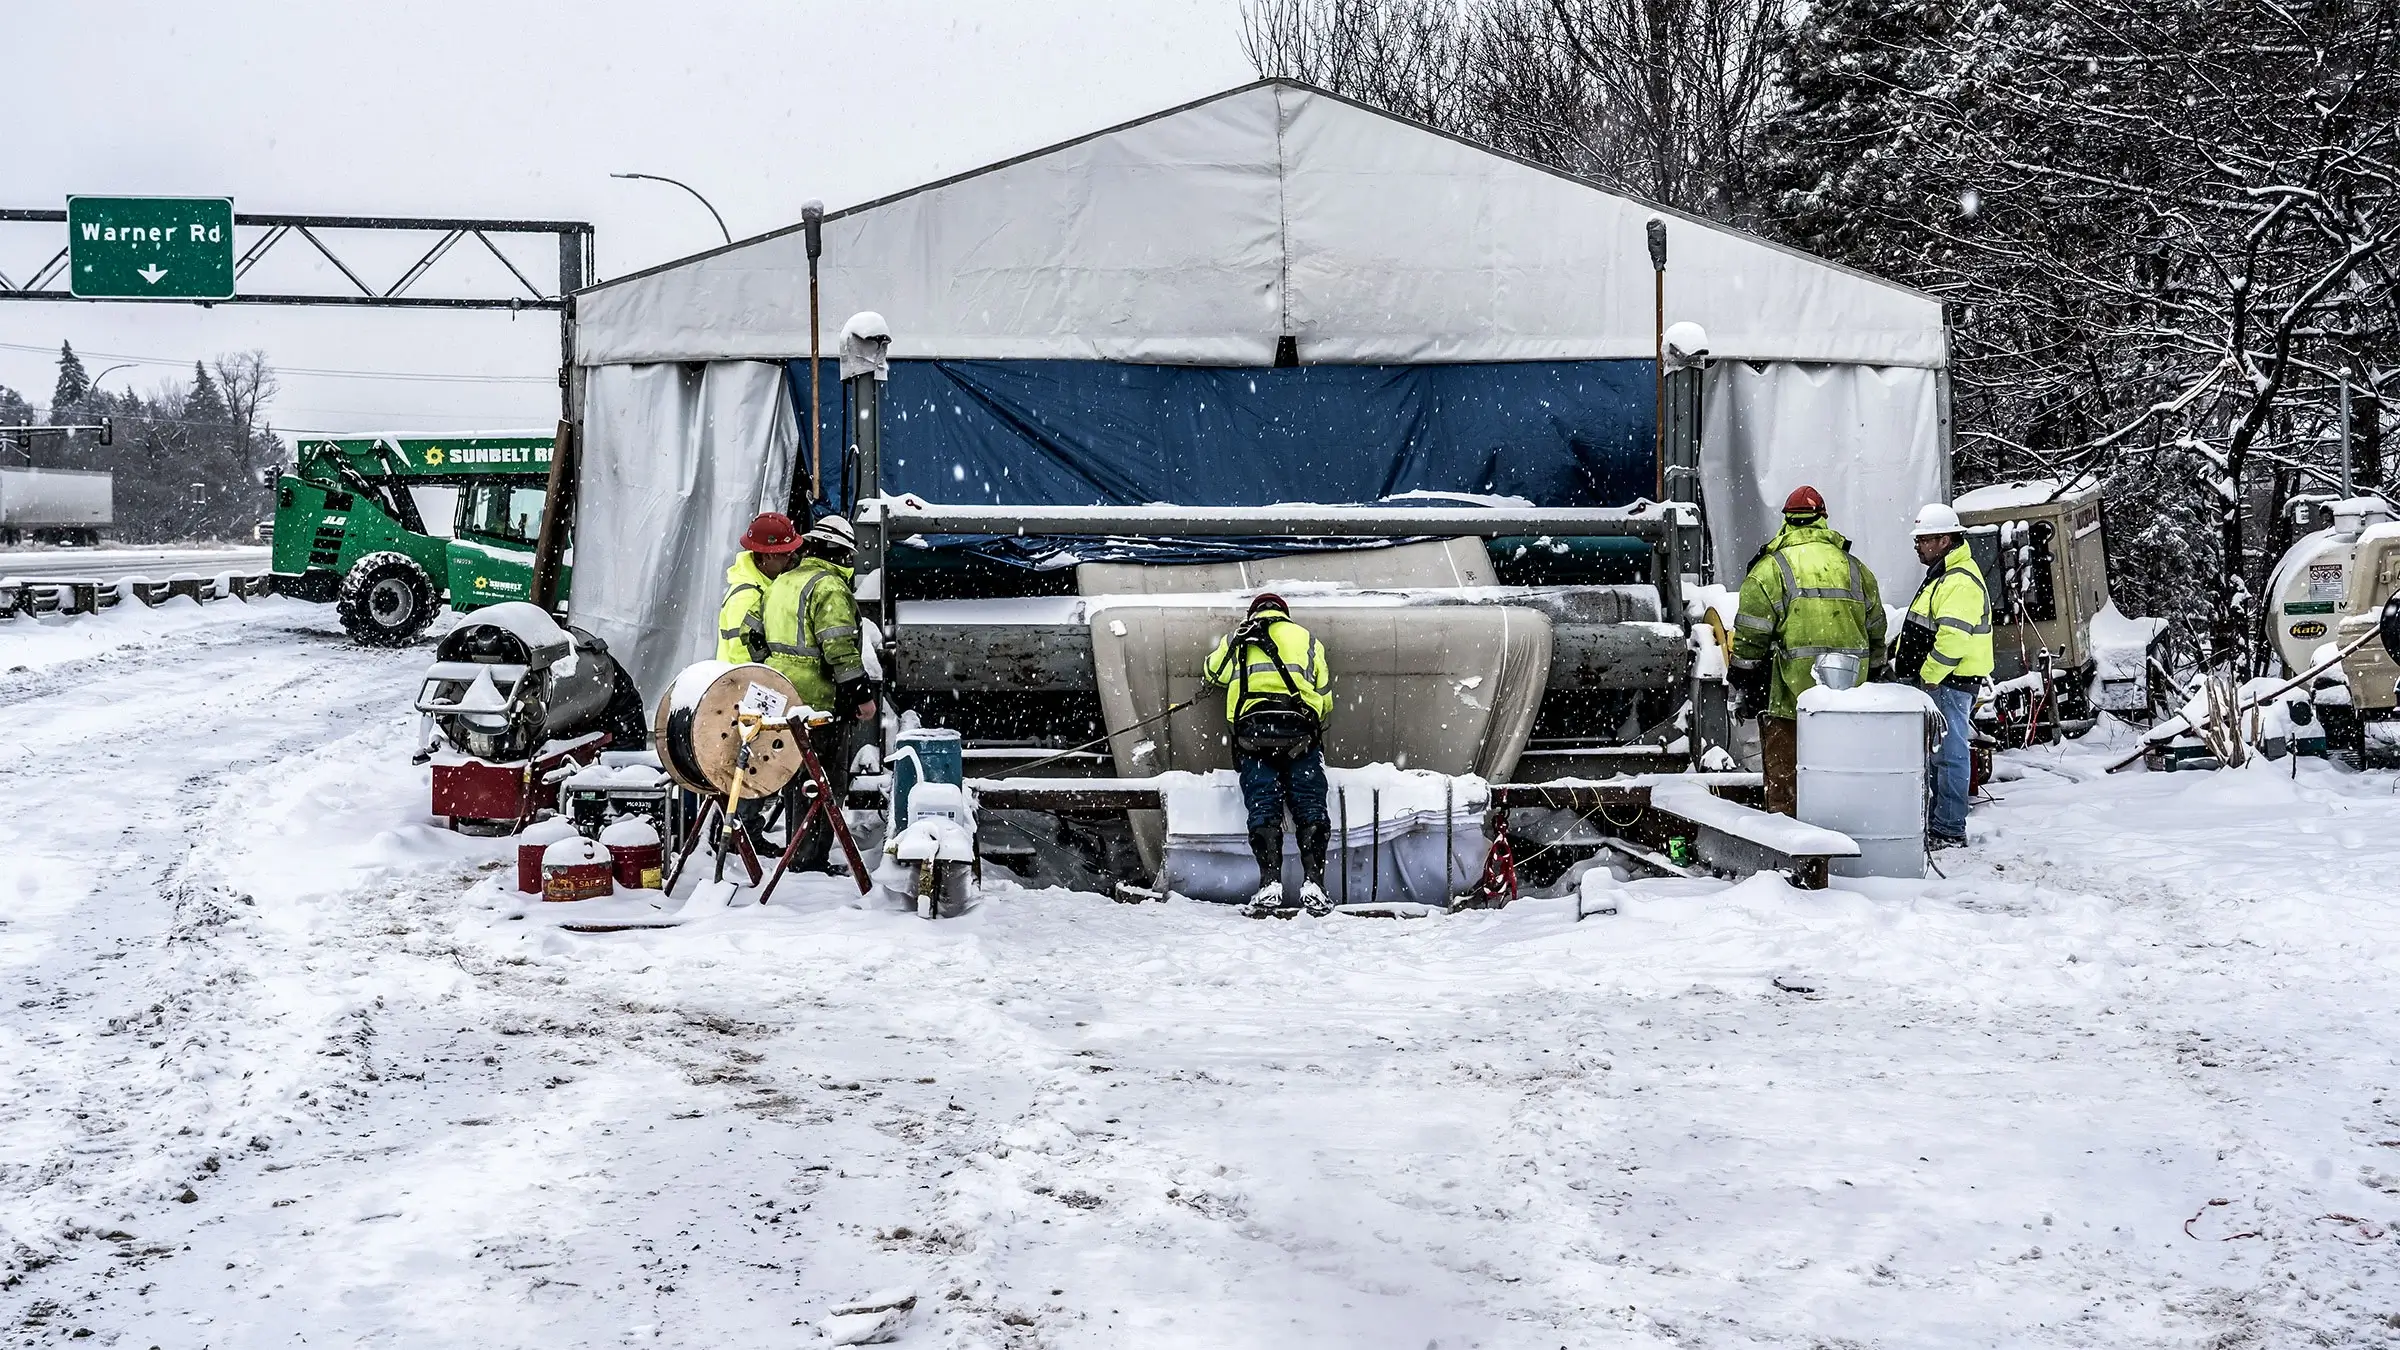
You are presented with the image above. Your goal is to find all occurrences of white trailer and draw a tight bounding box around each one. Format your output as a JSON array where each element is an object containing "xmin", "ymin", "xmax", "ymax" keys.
[{"xmin": 0, "ymin": 468, "xmax": 113, "ymax": 546}]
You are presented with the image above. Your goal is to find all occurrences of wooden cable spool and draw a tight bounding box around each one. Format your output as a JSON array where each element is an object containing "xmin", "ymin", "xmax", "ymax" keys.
[{"xmin": 652, "ymin": 662, "xmax": 809, "ymax": 798}]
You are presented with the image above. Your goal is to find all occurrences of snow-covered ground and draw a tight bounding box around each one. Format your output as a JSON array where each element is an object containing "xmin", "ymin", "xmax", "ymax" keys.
[{"xmin": 4, "ymin": 606, "xmax": 2398, "ymax": 1348}]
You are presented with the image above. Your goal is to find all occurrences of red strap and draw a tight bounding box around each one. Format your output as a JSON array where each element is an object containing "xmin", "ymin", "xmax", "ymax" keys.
[{"xmin": 1472, "ymin": 832, "xmax": 1519, "ymax": 908}]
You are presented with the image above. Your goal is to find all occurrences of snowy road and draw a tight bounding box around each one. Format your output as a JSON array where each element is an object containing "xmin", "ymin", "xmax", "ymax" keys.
[{"xmin": 3, "ymin": 609, "xmax": 2398, "ymax": 1348}]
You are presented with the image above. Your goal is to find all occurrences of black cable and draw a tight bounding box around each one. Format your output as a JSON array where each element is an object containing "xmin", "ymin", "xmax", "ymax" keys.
[{"xmin": 981, "ymin": 697, "xmax": 1198, "ymax": 780}]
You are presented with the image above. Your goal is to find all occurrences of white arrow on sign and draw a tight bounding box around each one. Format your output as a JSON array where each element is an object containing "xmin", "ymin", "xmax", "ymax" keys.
[{"xmin": 137, "ymin": 265, "xmax": 168, "ymax": 284}]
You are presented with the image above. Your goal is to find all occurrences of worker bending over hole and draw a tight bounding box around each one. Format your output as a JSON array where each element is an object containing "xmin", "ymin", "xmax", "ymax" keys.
[{"xmin": 1202, "ymin": 593, "xmax": 1335, "ymax": 917}]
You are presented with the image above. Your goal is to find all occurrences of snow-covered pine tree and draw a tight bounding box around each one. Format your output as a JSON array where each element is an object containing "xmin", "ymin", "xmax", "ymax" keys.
[
  {"xmin": 1756, "ymin": 0, "xmax": 1961, "ymax": 271},
  {"xmin": 186, "ymin": 360, "xmax": 230, "ymax": 426},
  {"xmin": 50, "ymin": 341, "xmax": 90, "ymax": 421}
]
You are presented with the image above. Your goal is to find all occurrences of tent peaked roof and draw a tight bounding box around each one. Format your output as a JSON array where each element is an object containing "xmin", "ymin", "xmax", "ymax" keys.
[{"xmin": 576, "ymin": 79, "xmax": 1946, "ymax": 369}]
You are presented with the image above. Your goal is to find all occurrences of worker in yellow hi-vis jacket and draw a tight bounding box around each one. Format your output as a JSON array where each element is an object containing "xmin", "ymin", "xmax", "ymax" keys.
[
  {"xmin": 1894, "ymin": 502, "xmax": 1994, "ymax": 849},
  {"xmin": 716, "ymin": 512, "xmax": 802, "ymax": 665},
  {"xmin": 1201, "ymin": 593, "xmax": 1335, "ymax": 918},
  {"xmin": 762, "ymin": 513, "xmax": 878, "ymax": 872},
  {"xmin": 1728, "ymin": 486, "xmax": 1888, "ymax": 816}
]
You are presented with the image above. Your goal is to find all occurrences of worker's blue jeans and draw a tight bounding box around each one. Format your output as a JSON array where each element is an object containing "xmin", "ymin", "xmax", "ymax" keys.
[
  {"xmin": 1237, "ymin": 748, "xmax": 1331, "ymax": 831},
  {"xmin": 1925, "ymin": 682, "xmax": 1974, "ymax": 841}
]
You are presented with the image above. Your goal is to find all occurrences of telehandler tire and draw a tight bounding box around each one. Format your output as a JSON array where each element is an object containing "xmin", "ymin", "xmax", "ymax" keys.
[{"xmin": 337, "ymin": 551, "xmax": 437, "ymax": 646}]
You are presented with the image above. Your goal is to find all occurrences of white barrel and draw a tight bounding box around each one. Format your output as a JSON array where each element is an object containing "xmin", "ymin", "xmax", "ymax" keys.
[{"xmin": 1795, "ymin": 685, "xmax": 1935, "ymax": 878}]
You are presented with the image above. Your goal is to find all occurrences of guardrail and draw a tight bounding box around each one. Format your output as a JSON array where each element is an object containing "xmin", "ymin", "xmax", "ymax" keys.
[{"xmin": 0, "ymin": 573, "xmax": 276, "ymax": 619}]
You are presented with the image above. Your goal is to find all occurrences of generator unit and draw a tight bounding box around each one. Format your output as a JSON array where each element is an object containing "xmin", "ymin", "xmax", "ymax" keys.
[{"xmin": 413, "ymin": 602, "xmax": 648, "ymax": 833}]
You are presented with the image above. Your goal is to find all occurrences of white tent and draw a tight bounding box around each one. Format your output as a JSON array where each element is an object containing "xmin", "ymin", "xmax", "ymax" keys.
[{"xmin": 571, "ymin": 80, "xmax": 1948, "ymax": 696}]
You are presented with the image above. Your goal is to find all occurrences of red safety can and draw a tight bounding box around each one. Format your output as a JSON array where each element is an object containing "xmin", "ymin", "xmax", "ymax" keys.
[
  {"xmin": 542, "ymin": 836, "xmax": 616, "ymax": 902},
  {"xmin": 600, "ymin": 817, "xmax": 664, "ymax": 892},
  {"xmin": 516, "ymin": 817, "xmax": 580, "ymax": 894}
]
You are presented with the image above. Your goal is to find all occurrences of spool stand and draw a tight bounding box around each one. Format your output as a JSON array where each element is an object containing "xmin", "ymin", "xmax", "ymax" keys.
[
  {"xmin": 756, "ymin": 732, "xmax": 873, "ymax": 903},
  {"xmin": 660, "ymin": 720, "xmax": 871, "ymax": 903}
]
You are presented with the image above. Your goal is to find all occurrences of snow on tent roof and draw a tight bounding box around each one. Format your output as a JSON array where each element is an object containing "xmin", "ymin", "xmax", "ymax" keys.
[
  {"xmin": 1954, "ymin": 481, "xmax": 2072, "ymax": 515},
  {"xmin": 575, "ymin": 80, "xmax": 1944, "ymax": 370}
]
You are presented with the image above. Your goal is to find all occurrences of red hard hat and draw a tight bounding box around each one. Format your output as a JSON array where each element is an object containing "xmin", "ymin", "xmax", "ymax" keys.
[
  {"xmin": 1783, "ymin": 485, "xmax": 1826, "ymax": 516},
  {"xmin": 740, "ymin": 511, "xmax": 802, "ymax": 554},
  {"xmin": 1248, "ymin": 592, "xmax": 1289, "ymax": 617}
]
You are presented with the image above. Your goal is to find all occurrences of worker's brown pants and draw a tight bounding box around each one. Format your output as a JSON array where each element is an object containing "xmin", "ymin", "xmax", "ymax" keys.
[{"xmin": 1761, "ymin": 714, "xmax": 1798, "ymax": 817}]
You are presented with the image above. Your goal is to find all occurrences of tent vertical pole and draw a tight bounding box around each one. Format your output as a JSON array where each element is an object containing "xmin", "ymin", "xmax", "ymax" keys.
[
  {"xmin": 1369, "ymin": 788, "xmax": 1380, "ymax": 907},
  {"xmin": 1647, "ymin": 219, "xmax": 1667, "ymax": 504},
  {"xmin": 800, "ymin": 201, "xmax": 826, "ymax": 512},
  {"xmin": 808, "ymin": 274, "xmax": 821, "ymax": 501}
]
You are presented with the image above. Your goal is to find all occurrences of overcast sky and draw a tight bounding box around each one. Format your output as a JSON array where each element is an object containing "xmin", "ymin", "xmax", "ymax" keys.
[{"xmin": 0, "ymin": 1, "xmax": 1252, "ymax": 436}]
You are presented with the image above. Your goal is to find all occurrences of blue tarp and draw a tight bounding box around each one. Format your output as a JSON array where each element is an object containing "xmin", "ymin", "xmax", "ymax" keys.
[{"xmin": 791, "ymin": 357, "xmax": 1657, "ymax": 566}]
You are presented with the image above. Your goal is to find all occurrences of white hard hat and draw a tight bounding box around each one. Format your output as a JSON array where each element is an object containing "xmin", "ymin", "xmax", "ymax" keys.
[
  {"xmin": 1912, "ymin": 502, "xmax": 1964, "ymax": 537},
  {"xmin": 804, "ymin": 513, "xmax": 857, "ymax": 551}
]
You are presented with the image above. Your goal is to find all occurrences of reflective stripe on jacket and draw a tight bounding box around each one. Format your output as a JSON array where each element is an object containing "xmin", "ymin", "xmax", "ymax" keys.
[
  {"xmin": 1201, "ymin": 609, "xmax": 1334, "ymax": 722},
  {"xmin": 1729, "ymin": 519, "xmax": 1888, "ymax": 719},
  {"xmin": 762, "ymin": 555, "xmax": 864, "ymax": 710},
  {"xmin": 1906, "ymin": 542, "xmax": 1995, "ymax": 683},
  {"xmin": 715, "ymin": 552, "xmax": 772, "ymax": 665}
]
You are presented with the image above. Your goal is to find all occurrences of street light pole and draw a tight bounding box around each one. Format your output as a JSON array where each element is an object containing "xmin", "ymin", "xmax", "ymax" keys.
[{"xmin": 608, "ymin": 172, "xmax": 732, "ymax": 246}]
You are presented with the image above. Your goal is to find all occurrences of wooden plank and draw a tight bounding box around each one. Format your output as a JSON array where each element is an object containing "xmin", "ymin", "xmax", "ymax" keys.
[{"xmin": 1646, "ymin": 779, "xmax": 1855, "ymax": 890}]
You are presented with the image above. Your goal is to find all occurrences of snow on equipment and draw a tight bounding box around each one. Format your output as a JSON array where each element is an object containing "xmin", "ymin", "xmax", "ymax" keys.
[
  {"xmin": 557, "ymin": 755, "xmax": 679, "ymax": 844},
  {"xmin": 1954, "ymin": 479, "xmax": 2170, "ymax": 740},
  {"xmin": 889, "ymin": 780, "xmax": 978, "ymax": 919},
  {"xmin": 1154, "ymin": 768, "xmax": 1489, "ymax": 911},
  {"xmin": 885, "ymin": 727, "xmax": 978, "ymax": 918},
  {"xmin": 566, "ymin": 201, "xmax": 1948, "ymax": 901},
  {"xmin": 413, "ymin": 602, "xmax": 647, "ymax": 834},
  {"xmin": 541, "ymin": 835, "xmax": 615, "ymax": 902},
  {"xmin": 1796, "ymin": 683, "xmax": 1937, "ymax": 878},
  {"xmin": 2328, "ymin": 525, "xmax": 2400, "ymax": 762},
  {"xmin": 2108, "ymin": 612, "xmax": 2397, "ymax": 773},
  {"xmin": 2265, "ymin": 497, "xmax": 2394, "ymax": 675},
  {"xmin": 601, "ymin": 817, "xmax": 664, "ymax": 891},
  {"xmin": 515, "ymin": 815, "xmax": 578, "ymax": 894},
  {"xmin": 652, "ymin": 661, "xmax": 871, "ymax": 900}
]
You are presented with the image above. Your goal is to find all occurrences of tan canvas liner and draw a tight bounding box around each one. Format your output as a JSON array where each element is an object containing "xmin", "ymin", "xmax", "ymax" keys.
[{"xmin": 1090, "ymin": 602, "xmax": 1551, "ymax": 875}]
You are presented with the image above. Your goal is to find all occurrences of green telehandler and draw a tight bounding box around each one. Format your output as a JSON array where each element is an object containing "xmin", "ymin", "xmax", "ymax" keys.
[{"xmin": 269, "ymin": 432, "xmax": 568, "ymax": 645}]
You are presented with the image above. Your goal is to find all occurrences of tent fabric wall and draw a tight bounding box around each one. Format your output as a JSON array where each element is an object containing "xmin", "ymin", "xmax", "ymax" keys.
[
  {"xmin": 846, "ymin": 357, "xmax": 1654, "ymax": 509},
  {"xmin": 574, "ymin": 82, "xmax": 1943, "ymax": 370},
  {"xmin": 1701, "ymin": 362, "xmax": 1944, "ymax": 601},
  {"xmin": 572, "ymin": 361, "xmax": 797, "ymax": 702}
]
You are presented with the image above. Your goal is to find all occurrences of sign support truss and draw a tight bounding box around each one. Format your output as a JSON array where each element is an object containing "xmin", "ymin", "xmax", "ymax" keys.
[
  {"xmin": 0, "ymin": 209, "xmax": 592, "ymax": 312},
  {"xmin": 0, "ymin": 206, "xmax": 595, "ymax": 611}
]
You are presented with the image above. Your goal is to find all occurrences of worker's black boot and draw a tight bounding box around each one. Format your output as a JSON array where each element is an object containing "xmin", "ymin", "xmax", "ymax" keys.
[
  {"xmin": 1295, "ymin": 820, "xmax": 1333, "ymax": 916},
  {"xmin": 1245, "ymin": 826, "xmax": 1285, "ymax": 916}
]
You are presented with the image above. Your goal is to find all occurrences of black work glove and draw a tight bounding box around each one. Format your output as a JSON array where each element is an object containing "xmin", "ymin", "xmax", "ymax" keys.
[
  {"xmin": 1892, "ymin": 622, "xmax": 1935, "ymax": 686},
  {"xmin": 836, "ymin": 676, "xmax": 881, "ymax": 722},
  {"xmin": 1728, "ymin": 662, "xmax": 1769, "ymax": 721}
]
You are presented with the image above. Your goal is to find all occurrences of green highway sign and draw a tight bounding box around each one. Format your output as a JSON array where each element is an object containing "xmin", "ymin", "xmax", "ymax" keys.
[{"xmin": 67, "ymin": 196, "xmax": 235, "ymax": 299}]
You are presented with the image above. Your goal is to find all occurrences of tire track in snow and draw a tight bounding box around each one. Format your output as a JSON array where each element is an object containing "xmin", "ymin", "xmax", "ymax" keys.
[
  {"xmin": 0, "ymin": 625, "xmax": 425, "ymax": 1278},
  {"xmin": 1970, "ymin": 764, "xmax": 2400, "ymax": 1350}
]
